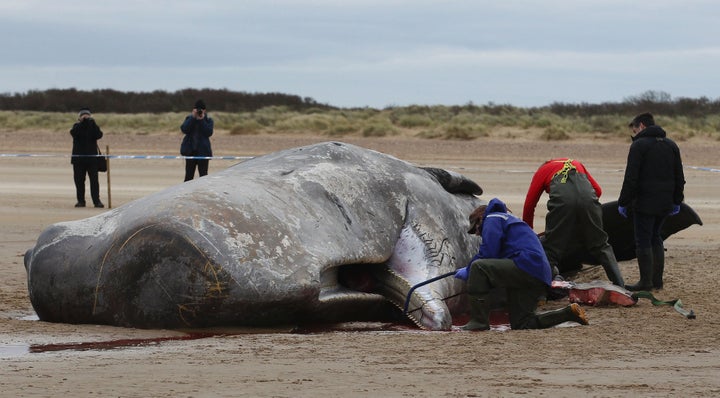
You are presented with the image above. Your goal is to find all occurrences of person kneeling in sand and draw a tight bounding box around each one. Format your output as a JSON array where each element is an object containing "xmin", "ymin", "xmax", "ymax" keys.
[{"xmin": 455, "ymin": 198, "xmax": 589, "ymax": 330}]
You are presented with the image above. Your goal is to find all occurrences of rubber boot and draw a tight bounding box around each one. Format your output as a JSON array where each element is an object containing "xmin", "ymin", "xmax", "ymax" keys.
[
  {"xmin": 595, "ymin": 245, "xmax": 625, "ymax": 287},
  {"xmin": 551, "ymin": 265, "xmax": 560, "ymax": 279},
  {"xmin": 461, "ymin": 296, "xmax": 490, "ymax": 331},
  {"xmin": 536, "ymin": 303, "xmax": 589, "ymax": 328},
  {"xmin": 652, "ymin": 245, "xmax": 665, "ymax": 290},
  {"xmin": 625, "ymin": 247, "xmax": 654, "ymax": 291}
]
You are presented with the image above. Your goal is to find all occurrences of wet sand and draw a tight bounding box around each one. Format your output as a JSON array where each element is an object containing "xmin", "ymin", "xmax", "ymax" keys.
[{"xmin": 1, "ymin": 131, "xmax": 719, "ymax": 397}]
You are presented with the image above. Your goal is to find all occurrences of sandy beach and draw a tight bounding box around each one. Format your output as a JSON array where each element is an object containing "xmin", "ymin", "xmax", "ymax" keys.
[{"xmin": 1, "ymin": 130, "xmax": 719, "ymax": 397}]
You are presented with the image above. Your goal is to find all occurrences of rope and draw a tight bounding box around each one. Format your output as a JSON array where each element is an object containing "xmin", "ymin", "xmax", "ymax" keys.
[
  {"xmin": 631, "ymin": 291, "xmax": 696, "ymax": 319},
  {"xmin": 553, "ymin": 159, "xmax": 576, "ymax": 183}
]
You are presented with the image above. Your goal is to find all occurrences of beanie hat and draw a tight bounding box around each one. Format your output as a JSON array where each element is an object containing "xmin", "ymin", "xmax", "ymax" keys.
[
  {"xmin": 194, "ymin": 99, "xmax": 206, "ymax": 110},
  {"xmin": 78, "ymin": 108, "xmax": 92, "ymax": 119}
]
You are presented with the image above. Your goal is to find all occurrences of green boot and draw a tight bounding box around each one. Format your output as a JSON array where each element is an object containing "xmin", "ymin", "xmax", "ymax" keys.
[
  {"xmin": 536, "ymin": 303, "xmax": 589, "ymax": 329},
  {"xmin": 595, "ymin": 245, "xmax": 625, "ymax": 287},
  {"xmin": 652, "ymin": 245, "xmax": 665, "ymax": 290},
  {"xmin": 461, "ymin": 296, "xmax": 490, "ymax": 331},
  {"xmin": 626, "ymin": 247, "xmax": 654, "ymax": 291}
]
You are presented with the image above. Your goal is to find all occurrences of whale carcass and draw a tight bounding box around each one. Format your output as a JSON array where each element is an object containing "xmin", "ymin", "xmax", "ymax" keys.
[
  {"xmin": 24, "ymin": 142, "xmax": 484, "ymax": 331},
  {"xmin": 557, "ymin": 201, "xmax": 703, "ymax": 274}
]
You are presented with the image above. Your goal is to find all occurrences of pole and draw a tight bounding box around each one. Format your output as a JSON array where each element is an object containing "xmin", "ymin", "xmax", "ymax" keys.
[
  {"xmin": 106, "ymin": 144, "xmax": 112, "ymax": 209},
  {"xmin": 403, "ymin": 270, "xmax": 457, "ymax": 315}
]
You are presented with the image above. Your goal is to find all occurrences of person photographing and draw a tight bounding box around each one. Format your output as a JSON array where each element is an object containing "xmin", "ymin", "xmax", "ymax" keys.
[
  {"xmin": 181, "ymin": 99, "xmax": 214, "ymax": 181},
  {"xmin": 70, "ymin": 107, "xmax": 104, "ymax": 208}
]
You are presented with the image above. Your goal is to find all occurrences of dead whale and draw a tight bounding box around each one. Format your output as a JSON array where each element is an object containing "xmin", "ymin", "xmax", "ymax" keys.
[
  {"xmin": 557, "ymin": 201, "xmax": 703, "ymax": 274},
  {"xmin": 24, "ymin": 142, "xmax": 484, "ymax": 331}
]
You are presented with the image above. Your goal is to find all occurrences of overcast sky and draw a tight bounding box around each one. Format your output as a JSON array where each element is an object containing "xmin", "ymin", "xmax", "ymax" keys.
[{"xmin": 2, "ymin": 0, "xmax": 719, "ymax": 108}]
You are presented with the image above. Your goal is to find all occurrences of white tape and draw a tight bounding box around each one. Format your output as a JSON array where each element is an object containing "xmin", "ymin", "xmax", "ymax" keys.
[
  {"xmin": 1, "ymin": 153, "xmax": 718, "ymax": 172},
  {"xmin": 0, "ymin": 153, "xmax": 253, "ymax": 160}
]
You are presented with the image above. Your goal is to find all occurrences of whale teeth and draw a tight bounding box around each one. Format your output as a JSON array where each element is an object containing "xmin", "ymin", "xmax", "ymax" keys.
[{"xmin": 373, "ymin": 268, "xmax": 433, "ymax": 330}]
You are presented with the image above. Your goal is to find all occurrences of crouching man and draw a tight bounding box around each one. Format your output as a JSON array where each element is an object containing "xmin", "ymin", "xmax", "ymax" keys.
[{"xmin": 455, "ymin": 197, "xmax": 589, "ymax": 330}]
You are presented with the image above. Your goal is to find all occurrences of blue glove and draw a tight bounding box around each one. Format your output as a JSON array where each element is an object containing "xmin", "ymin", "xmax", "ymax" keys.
[
  {"xmin": 454, "ymin": 266, "xmax": 469, "ymax": 281},
  {"xmin": 669, "ymin": 204, "xmax": 681, "ymax": 216},
  {"xmin": 618, "ymin": 206, "xmax": 628, "ymax": 218}
]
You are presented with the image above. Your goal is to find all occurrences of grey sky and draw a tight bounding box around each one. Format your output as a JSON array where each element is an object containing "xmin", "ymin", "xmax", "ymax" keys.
[{"xmin": 2, "ymin": 0, "xmax": 719, "ymax": 108}]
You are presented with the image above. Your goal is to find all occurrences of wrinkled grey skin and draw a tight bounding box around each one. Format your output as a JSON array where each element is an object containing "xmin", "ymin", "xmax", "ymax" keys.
[{"xmin": 25, "ymin": 142, "xmax": 484, "ymax": 331}]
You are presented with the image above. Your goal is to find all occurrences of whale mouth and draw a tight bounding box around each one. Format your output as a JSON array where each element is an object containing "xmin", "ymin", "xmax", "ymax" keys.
[
  {"xmin": 318, "ymin": 263, "xmax": 391, "ymax": 304},
  {"xmin": 317, "ymin": 263, "xmax": 448, "ymax": 329},
  {"xmin": 316, "ymin": 263, "xmax": 407, "ymax": 323},
  {"xmin": 336, "ymin": 263, "xmax": 388, "ymax": 293}
]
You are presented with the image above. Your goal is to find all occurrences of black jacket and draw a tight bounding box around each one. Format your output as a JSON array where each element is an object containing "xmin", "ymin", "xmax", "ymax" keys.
[
  {"xmin": 180, "ymin": 115, "xmax": 214, "ymax": 157},
  {"xmin": 618, "ymin": 125, "xmax": 685, "ymax": 215},
  {"xmin": 70, "ymin": 118, "xmax": 103, "ymax": 164}
]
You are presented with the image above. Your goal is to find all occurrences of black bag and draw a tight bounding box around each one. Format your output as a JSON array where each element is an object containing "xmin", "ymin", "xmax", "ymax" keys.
[{"xmin": 97, "ymin": 146, "xmax": 107, "ymax": 172}]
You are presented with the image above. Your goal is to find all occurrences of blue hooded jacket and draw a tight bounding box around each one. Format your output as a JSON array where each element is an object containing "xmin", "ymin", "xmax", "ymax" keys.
[{"xmin": 468, "ymin": 198, "xmax": 552, "ymax": 286}]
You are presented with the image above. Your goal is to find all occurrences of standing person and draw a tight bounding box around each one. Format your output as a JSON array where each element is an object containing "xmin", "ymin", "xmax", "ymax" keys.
[
  {"xmin": 523, "ymin": 158, "xmax": 624, "ymax": 286},
  {"xmin": 618, "ymin": 113, "xmax": 685, "ymax": 291},
  {"xmin": 70, "ymin": 107, "xmax": 104, "ymax": 208},
  {"xmin": 181, "ymin": 99, "xmax": 214, "ymax": 181},
  {"xmin": 454, "ymin": 198, "xmax": 589, "ymax": 331}
]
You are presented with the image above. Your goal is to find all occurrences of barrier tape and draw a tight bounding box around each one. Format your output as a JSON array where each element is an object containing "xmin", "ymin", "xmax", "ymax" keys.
[
  {"xmin": 0, "ymin": 154, "xmax": 253, "ymax": 160},
  {"xmin": 687, "ymin": 166, "xmax": 720, "ymax": 173},
  {"xmin": 1, "ymin": 153, "xmax": 719, "ymax": 172}
]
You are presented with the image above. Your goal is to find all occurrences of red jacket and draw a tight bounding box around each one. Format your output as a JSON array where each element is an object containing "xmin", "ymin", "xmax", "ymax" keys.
[{"xmin": 522, "ymin": 158, "xmax": 602, "ymax": 229}]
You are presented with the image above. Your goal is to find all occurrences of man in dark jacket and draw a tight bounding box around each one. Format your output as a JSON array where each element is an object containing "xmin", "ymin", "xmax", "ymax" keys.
[
  {"xmin": 618, "ymin": 113, "xmax": 685, "ymax": 291},
  {"xmin": 181, "ymin": 99, "xmax": 214, "ymax": 181},
  {"xmin": 70, "ymin": 107, "xmax": 104, "ymax": 208},
  {"xmin": 454, "ymin": 198, "xmax": 589, "ymax": 331}
]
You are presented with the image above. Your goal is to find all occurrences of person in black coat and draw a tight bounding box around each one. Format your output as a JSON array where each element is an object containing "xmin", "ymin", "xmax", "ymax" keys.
[
  {"xmin": 618, "ymin": 112, "xmax": 685, "ymax": 290},
  {"xmin": 70, "ymin": 107, "xmax": 104, "ymax": 208},
  {"xmin": 180, "ymin": 99, "xmax": 214, "ymax": 181}
]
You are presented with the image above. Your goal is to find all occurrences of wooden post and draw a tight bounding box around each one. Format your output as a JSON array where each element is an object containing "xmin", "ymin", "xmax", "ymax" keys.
[{"xmin": 106, "ymin": 144, "xmax": 112, "ymax": 209}]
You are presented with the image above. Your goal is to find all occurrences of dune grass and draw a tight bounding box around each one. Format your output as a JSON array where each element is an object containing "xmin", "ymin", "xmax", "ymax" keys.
[{"xmin": 2, "ymin": 107, "xmax": 719, "ymax": 141}]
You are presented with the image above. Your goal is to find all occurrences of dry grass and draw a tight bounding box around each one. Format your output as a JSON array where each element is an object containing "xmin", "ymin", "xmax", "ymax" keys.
[{"xmin": 1, "ymin": 108, "xmax": 719, "ymax": 142}]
